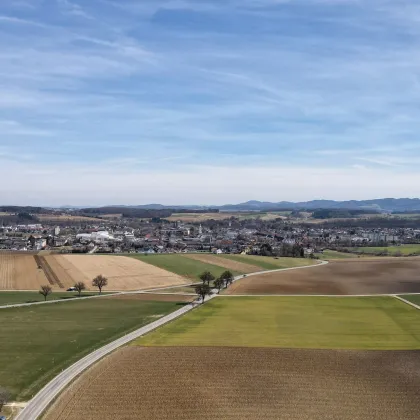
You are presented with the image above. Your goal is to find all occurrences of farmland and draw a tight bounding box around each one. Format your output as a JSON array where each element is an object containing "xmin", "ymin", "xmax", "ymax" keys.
[
  {"xmin": 1, "ymin": 254, "xmax": 189, "ymax": 291},
  {"xmin": 226, "ymin": 258, "xmax": 420, "ymax": 295},
  {"xmin": 0, "ymin": 253, "xmax": 49, "ymax": 290},
  {"xmin": 137, "ymin": 296, "xmax": 420, "ymax": 349},
  {"xmin": 164, "ymin": 212, "xmax": 287, "ymax": 222},
  {"xmin": 36, "ymin": 214, "xmax": 104, "ymax": 223},
  {"xmin": 315, "ymin": 249, "xmax": 362, "ymax": 259},
  {"xmin": 185, "ymin": 253, "xmax": 263, "ymax": 273},
  {"xmin": 351, "ymin": 244, "xmax": 420, "ymax": 256},
  {"xmin": 0, "ymin": 291, "xmax": 110, "ymax": 306},
  {"xmin": 0, "ymin": 294, "xmax": 187, "ymax": 400},
  {"xmin": 44, "ymin": 347, "xmax": 420, "ymax": 420},
  {"xmin": 220, "ymin": 254, "xmax": 319, "ymax": 270},
  {"xmin": 129, "ymin": 254, "xmax": 239, "ymax": 281}
]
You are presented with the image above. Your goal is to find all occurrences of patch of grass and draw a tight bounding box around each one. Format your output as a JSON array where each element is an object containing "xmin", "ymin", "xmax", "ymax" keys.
[
  {"xmin": 145, "ymin": 285, "xmax": 198, "ymax": 294},
  {"xmin": 315, "ymin": 250, "xmax": 361, "ymax": 260},
  {"xmin": 136, "ymin": 296, "xmax": 420, "ymax": 350},
  {"xmin": 220, "ymin": 255, "xmax": 317, "ymax": 270},
  {"xmin": 0, "ymin": 296, "xmax": 184, "ymax": 401},
  {"xmin": 400, "ymin": 295, "xmax": 420, "ymax": 306},
  {"xmin": 129, "ymin": 254, "xmax": 239, "ymax": 280},
  {"xmin": 0, "ymin": 291, "xmax": 112, "ymax": 306},
  {"xmin": 352, "ymin": 244, "xmax": 420, "ymax": 256}
]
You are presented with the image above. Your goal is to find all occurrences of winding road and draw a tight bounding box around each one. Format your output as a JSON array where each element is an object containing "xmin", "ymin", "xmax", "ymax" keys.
[{"xmin": 16, "ymin": 260, "xmax": 327, "ymax": 420}]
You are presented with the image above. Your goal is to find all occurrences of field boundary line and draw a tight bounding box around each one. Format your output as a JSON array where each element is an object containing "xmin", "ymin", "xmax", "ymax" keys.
[
  {"xmin": 16, "ymin": 260, "xmax": 327, "ymax": 420},
  {"xmin": 393, "ymin": 295, "xmax": 420, "ymax": 310}
]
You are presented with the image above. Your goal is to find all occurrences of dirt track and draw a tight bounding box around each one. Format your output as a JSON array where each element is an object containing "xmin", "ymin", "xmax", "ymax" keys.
[
  {"xmin": 44, "ymin": 347, "xmax": 420, "ymax": 420},
  {"xmin": 227, "ymin": 258, "xmax": 420, "ymax": 295}
]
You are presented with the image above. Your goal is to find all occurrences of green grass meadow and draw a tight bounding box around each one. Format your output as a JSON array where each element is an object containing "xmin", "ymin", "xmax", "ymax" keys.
[
  {"xmin": 401, "ymin": 294, "xmax": 420, "ymax": 306},
  {"xmin": 352, "ymin": 244, "xmax": 420, "ymax": 256},
  {"xmin": 0, "ymin": 291, "xmax": 113, "ymax": 306},
  {"xmin": 315, "ymin": 250, "xmax": 361, "ymax": 259},
  {"xmin": 129, "ymin": 254, "xmax": 239, "ymax": 280},
  {"xmin": 220, "ymin": 254, "xmax": 318, "ymax": 270},
  {"xmin": 136, "ymin": 296, "xmax": 420, "ymax": 350},
  {"xmin": 0, "ymin": 296, "xmax": 185, "ymax": 400}
]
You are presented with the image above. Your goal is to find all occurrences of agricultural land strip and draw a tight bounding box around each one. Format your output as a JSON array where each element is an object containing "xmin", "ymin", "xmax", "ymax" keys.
[
  {"xmin": 1, "ymin": 295, "xmax": 189, "ymax": 402},
  {"xmin": 128, "ymin": 254, "xmax": 240, "ymax": 281},
  {"xmin": 137, "ymin": 296, "xmax": 420, "ymax": 350},
  {"xmin": 226, "ymin": 258, "xmax": 420, "ymax": 295},
  {"xmin": 44, "ymin": 347, "xmax": 420, "ymax": 420},
  {"xmin": 183, "ymin": 253, "xmax": 262, "ymax": 273},
  {"xmin": 16, "ymin": 262, "xmax": 319, "ymax": 420}
]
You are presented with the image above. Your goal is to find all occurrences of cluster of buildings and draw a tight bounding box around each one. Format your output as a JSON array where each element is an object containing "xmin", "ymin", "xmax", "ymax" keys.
[{"xmin": 1, "ymin": 217, "xmax": 420, "ymax": 255}]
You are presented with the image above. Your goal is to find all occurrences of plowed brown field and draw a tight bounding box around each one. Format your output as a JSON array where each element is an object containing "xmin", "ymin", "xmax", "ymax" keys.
[
  {"xmin": 44, "ymin": 255, "xmax": 187, "ymax": 291},
  {"xmin": 0, "ymin": 253, "xmax": 49, "ymax": 290},
  {"xmin": 184, "ymin": 253, "xmax": 262, "ymax": 273},
  {"xmin": 226, "ymin": 258, "xmax": 420, "ymax": 295},
  {"xmin": 45, "ymin": 347, "xmax": 420, "ymax": 420}
]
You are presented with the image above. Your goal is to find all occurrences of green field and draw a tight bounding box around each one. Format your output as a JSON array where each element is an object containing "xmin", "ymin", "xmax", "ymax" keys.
[
  {"xmin": 0, "ymin": 291, "xmax": 113, "ymax": 306},
  {"xmin": 351, "ymin": 244, "xmax": 420, "ymax": 256},
  {"xmin": 401, "ymin": 295, "xmax": 420, "ymax": 306},
  {"xmin": 221, "ymin": 254, "xmax": 318, "ymax": 270},
  {"xmin": 146, "ymin": 285, "xmax": 198, "ymax": 294},
  {"xmin": 0, "ymin": 296, "xmax": 185, "ymax": 400},
  {"xmin": 315, "ymin": 250, "xmax": 361, "ymax": 259},
  {"xmin": 136, "ymin": 296, "xmax": 420, "ymax": 350},
  {"xmin": 129, "ymin": 254, "xmax": 239, "ymax": 280}
]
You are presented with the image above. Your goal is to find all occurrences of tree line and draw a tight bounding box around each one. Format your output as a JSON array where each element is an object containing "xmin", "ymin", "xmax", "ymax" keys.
[
  {"xmin": 39, "ymin": 274, "xmax": 108, "ymax": 301},
  {"xmin": 194, "ymin": 270, "xmax": 234, "ymax": 303}
]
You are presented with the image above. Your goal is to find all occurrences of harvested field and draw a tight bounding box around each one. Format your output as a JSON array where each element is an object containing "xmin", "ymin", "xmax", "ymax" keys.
[
  {"xmin": 44, "ymin": 255, "xmax": 187, "ymax": 291},
  {"xmin": 44, "ymin": 347, "xmax": 420, "ymax": 420},
  {"xmin": 0, "ymin": 253, "xmax": 49, "ymax": 290},
  {"xmin": 37, "ymin": 214, "xmax": 104, "ymax": 222},
  {"xmin": 227, "ymin": 258, "xmax": 420, "ymax": 295},
  {"xmin": 184, "ymin": 253, "xmax": 262, "ymax": 273}
]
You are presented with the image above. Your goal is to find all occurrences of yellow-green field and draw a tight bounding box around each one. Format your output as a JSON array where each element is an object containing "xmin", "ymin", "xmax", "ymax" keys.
[{"xmin": 136, "ymin": 296, "xmax": 420, "ymax": 350}]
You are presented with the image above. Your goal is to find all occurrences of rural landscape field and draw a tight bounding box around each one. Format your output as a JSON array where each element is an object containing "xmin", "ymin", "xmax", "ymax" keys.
[
  {"xmin": 44, "ymin": 292, "xmax": 420, "ymax": 420},
  {"xmin": 2, "ymin": 253, "xmax": 420, "ymax": 419}
]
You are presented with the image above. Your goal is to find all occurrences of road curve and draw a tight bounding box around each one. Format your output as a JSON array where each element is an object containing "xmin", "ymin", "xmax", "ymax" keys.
[{"xmin": 16, "ymin": 260, "xmax": 326, "ymax": 420}]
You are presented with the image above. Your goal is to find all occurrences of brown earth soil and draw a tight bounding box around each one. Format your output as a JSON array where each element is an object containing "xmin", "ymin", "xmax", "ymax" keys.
[
  {"xmin": 43, "ymin": 255, "xmax": 187, "ymax": 291},
  {"xmin": 44, "ymin": 347, "xmax": 420, "ymax": 420},
  {"xmin": 184, "ymin": 253, "xmax": 262, "ymax": 273},
  {"xmin": 0, "ymin": 253, "xmax": 49, "ymax": 290},
  {"xmin": 226, "ymin": 258, "xmax": 420, "ymax": 295}
]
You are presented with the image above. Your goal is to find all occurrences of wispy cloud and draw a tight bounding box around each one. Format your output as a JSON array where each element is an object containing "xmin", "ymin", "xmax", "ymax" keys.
[{"xmin": 1, "ymin": 0, "xmax": 420, "ymax": 203}]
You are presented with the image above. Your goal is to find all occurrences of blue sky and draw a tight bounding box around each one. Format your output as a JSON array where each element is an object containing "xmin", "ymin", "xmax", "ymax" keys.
[{"xmin": 1, "ymin": 0, "xmax": 420, "ymax": 205}]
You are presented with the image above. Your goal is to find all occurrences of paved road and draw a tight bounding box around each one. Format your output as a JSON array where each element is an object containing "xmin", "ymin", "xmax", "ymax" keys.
[
  {"xmin": 16, "ymin": 261, "xmax": 325, "ymax": 420},
  {"xmin": 393, "ymin": 295, "xmax": 420, "ymax": 310}
]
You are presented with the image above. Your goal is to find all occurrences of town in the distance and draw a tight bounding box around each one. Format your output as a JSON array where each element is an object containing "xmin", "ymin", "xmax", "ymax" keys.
[{"xmin": 2, "ymin": 198, "xmax": 420, "ymax": 257}]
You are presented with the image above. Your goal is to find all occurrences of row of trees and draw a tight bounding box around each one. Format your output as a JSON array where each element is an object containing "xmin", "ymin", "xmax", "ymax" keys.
[
  {"xmin": 39, "ymin": 274, "xmax": 108, "ymax": 301},
  {"xmin": 194, "ymin": 270, "xmax": 234, "ymax": 303}
]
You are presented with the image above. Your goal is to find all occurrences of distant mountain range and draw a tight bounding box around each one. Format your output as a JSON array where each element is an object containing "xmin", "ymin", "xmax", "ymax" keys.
[{"xmin": 58, "ymin": 198, "xmax": 420, "ymax": 213}]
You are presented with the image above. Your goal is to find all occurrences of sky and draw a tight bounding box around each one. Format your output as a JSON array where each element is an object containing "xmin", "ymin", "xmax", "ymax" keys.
[{"xmin": 1, "ymin": 0, "xmax": 420, "ymax": 206}]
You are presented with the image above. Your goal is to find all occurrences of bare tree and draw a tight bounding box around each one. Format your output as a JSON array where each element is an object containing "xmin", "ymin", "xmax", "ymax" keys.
[
  {"xmin": 214, "ymin": 278, "xmax": 224, "ymax": 293},
  {"xmin": 74, "ymin": 281, "xmax": 86, "ymax": 297},
  {"xmin": 195, "ymin": 283, "xmax": 211, "ymax": 303},
  {"xmin": 92, "ymin": 275, "xmax": 108, "ymax": 294},
  {"xmin": 199, "ymin": 271, "xmax": 215, "ymax": 286},
  {"xmin": 39, "ymin": 285, "xmax": 52, "ymax": 301},
  {"xmin": 0, "ymin": 387, "xmax": 11, "ymax": 412},
  {"xmin": 220, "ymin": 270, "xmax": 234, "ymax": 288}
]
